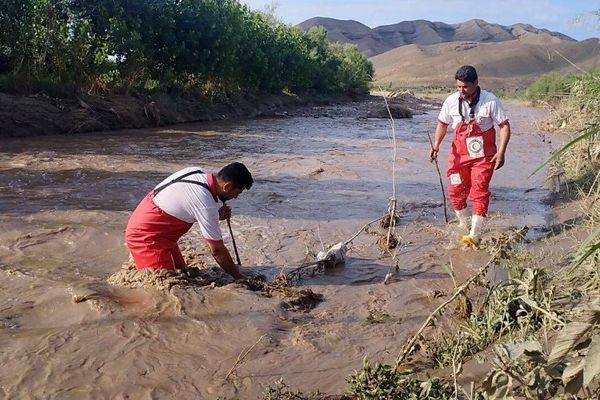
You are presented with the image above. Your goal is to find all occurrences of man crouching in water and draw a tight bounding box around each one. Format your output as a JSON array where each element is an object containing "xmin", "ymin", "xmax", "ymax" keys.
[{"xmin": 125, "ymin": 162, "xmax": 253, "ymax": 279}]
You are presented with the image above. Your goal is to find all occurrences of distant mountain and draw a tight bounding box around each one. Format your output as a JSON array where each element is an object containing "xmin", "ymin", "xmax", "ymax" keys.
[
  {"xmin": 298, "ymin": 17, "xmax": 599, "ymax": 89},
  {"xmin": 370, "ymin": 37, "xmax": 600, "ymax": 89},
  {"xmin": 298, "ymin": 17, "xmax": 577, "ymax": 57}
]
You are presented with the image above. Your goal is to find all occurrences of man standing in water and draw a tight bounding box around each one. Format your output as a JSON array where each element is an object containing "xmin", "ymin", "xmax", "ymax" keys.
[
  {"xmin": 125, "ymin": 162, "xmax": 253, "ymax": 279},
  {"xmin": 429, "ymin": 65, "xmax": 511, "ymax": 246}
]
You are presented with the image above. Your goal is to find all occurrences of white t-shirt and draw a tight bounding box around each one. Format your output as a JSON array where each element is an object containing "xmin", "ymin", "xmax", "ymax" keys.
[
  {"xmin": 152, "ymin": 167, "xmax": 222, "ymax": 242},
  {"xmin": 438, "ymin": 89, "xmax": 509, "ymax": 131}
]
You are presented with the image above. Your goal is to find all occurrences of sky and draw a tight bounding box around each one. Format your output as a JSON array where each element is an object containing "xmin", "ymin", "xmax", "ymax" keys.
[{"xmin": 239, "ymin": 0, "xmax": 599, "ymax": 41}]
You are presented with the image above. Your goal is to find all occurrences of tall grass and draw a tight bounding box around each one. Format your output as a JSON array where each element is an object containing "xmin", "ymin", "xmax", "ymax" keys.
[
  {"xmin": 525, "ymin": 72, "xmax": 577, "ymax": 104},
  {"xmin": 529, "ymin": 71, "xmax": 600, "ymax": 266}
]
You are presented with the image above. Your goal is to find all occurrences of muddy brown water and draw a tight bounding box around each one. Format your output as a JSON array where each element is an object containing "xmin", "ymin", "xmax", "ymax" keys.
[{"xmin": 0, "ymin": 100, "xmax": 553, "ymax": 398}]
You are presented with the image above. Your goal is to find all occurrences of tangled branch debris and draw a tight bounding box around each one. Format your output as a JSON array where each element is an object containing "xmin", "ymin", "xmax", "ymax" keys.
[{"xmin": 394, "ymin": 226, "xmax": 530, "ymax": 370}]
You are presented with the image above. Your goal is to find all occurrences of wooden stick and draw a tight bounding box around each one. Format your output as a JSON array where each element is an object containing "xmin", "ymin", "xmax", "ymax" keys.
[
  {"xmin": 427, "ymin": 132, "xmax": 449, "ymax": 224},
  {"xmin": 227, "ymin": 218, "xmax": 241, "ymax": 266},
  {"xmin": 225, "ymin": 334, "xmax": 266, "ymax": 380},
  {"xmin": 379, "ymin": 91, "xmax": 401, "ymax": 253},
  {"xmin": 344, "ymin": 216, "xmax": 384, "ymax": 246},
  {"xmin": 386, "ymin": 198, "xmax": 397, "ymax": 248},
  {"xmin": 222, "ymin": 200, "xmax": 241, "ymax": 265},
  {"xmin": 394, "ymin": 248, "xmax": 501, "ymax": 370},
  {"xmin": 451, "ymin": 333, "xmax": 461, "ymax": 399}
]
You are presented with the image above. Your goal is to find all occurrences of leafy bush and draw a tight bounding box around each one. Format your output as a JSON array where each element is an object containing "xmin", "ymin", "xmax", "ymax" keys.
[
  {"xmin": 526, "ymin": 72, "xmax": 577, "ymax": 103},
  {"xmin": 0, "ymin": 0, "xmax": 373, "ymax": 96},
  {"xmin": 348, "ymin": 358, "xmax": 453, "ymax": 400}
]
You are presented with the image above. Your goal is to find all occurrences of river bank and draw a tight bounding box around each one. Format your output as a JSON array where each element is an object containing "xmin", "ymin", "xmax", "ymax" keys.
[{"xmin": 0, "ymin": 89, "xmax": 439, "ymax": 138}]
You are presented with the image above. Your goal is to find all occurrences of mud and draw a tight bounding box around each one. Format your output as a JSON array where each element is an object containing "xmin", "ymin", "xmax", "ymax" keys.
[
  {"xmin": 107, "ymin": 262, "xmax": 234, "ymax": 291},
  {"xmin": 0, "ymin": 96, "xmax": 556, "ymax": 398}
]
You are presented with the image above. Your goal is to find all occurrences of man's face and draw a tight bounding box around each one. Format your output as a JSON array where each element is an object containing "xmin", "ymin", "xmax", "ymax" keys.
[
  {"xmin": 218, "ymin": 184, "xmax": 244, "ymax": 202},
  {"xmin": 456, "ymin": 79, "xmax": 478, "ymax": 100}
]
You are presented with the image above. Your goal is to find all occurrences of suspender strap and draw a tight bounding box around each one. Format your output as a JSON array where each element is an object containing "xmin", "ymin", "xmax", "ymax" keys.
[
  {"xmin": 152, "ymin": 169, "xmax": 210, "ymax": 196},
  {"xmin": 458, "ymin": 86, "xmax": 481, "ymax": 122}
]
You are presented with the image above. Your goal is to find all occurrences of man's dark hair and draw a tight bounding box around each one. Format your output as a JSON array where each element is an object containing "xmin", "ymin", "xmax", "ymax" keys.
[
  {"xmin": 455, "ymin": 65, "xmax": 478, "ymax": 83},
  {"xmin": 217, "ymin": 162, "xmax": 253, "ymax": 190}
]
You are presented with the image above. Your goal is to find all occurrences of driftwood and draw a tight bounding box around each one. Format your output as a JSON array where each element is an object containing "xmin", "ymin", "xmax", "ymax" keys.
[{"xmin": 143, "ymin": 101, "xmax": 161, "ymax": 126}]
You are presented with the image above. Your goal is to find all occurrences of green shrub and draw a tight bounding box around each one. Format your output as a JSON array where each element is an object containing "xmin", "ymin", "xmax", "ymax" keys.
[
  {"xmin": 526, "ymin": 72, "xmax": 577, "ymax": 103},
  {"xmin": 0, "ymin": 0, "xmax": 373, "ymax": 96}
]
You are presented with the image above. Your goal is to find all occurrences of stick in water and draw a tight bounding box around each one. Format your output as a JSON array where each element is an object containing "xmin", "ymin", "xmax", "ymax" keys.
[
  {"xmin": 223, "ymin": 201, "xmax": 242, "ymax": 265},
  {"xmin": 427, "ymin": 132, "xmax": 449, "ymax": 224},
  {"xmin": 225, "ymin": 334, "xmax": 266, "ymax": 380},
  {"xmin": 227, "ymin": 218, "xmax": 241, "ymax": 266}
]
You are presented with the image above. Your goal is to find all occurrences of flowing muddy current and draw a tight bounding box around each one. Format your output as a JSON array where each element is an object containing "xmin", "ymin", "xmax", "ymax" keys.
[{"xmin": 0, "ymin": 100, "xmax": 553, "ymax": 398}]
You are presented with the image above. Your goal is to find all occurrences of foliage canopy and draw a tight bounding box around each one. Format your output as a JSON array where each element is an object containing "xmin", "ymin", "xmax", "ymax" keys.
[{"xmin": 0, "ymin": 0, "xmax": 373, "ymax": 95}]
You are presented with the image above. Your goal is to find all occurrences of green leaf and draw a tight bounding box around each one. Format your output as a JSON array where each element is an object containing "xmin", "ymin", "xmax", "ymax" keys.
[
  {"xmin": 573, "ymin": 225, "xmax": 600, "ymax": 267},
  {"xmin": 575, "ymin": 242, "xmax": 600, "ymax": 268}
]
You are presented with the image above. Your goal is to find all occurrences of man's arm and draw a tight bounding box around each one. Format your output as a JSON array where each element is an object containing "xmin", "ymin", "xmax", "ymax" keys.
[
  {"xmin": 430, "ymin": 121, "xmax": 449, "ymax": 161},
  {"xmin": 206, "ymin": 240, "xmax": 244, "ymax": 280},
  {"xmin": 491, "ymin": 121, "xmax": 511, "ymax": 170}
]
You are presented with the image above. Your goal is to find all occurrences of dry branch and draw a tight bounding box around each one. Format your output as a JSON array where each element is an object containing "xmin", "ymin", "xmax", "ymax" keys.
[
  {"xmin": 394, "ymin": 248, "xmax": 502, "ymax": 370},
  {"xmin": 225, "ymin": 334, "xmax": 266, "ymax": 380}
]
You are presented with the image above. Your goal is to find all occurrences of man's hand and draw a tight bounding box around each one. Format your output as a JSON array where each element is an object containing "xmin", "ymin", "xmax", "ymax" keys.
[
  {"xmin": 207, "ymin": 240, "xmax": 243, "ymax": 279},
  {"xmin": 429, "ymin": 123, "xmax": 448, "ymax": 162},
  {"xmin": 429, "ymin": 147, "xmax": 439, "ymax": 162},
  {"xmin": 491, "ymin": 152, "xmax": 505, "ymax": 170},
  {"xmin": 218, "ymin": 204, "xmax": 231, "ymax": 221}
]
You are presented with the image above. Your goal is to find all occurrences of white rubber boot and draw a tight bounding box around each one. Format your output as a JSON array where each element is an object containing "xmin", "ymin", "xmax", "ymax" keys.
[
  {"xmin": 455, "ymin": 208, "xmax": 470, "ymax": 231},
  {"xmin": 463, "ymin": 215, "xmax": 485, "ymax": 247}
]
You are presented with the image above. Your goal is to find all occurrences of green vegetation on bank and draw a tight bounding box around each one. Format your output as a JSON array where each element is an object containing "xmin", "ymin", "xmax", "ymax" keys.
[
  {"xmin": 529, "ymin": 69, "xmax": 600, "ymax": 268},
  {"xmin": 0, "ymin": 0, "xmax": 373, "ymax": 96},
  {"xmin": 525, "ymin": 72, "xmax": 578, "ymax": 104}
]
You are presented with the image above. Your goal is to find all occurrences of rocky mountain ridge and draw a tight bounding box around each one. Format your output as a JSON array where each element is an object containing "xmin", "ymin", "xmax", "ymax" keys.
[
  {"xmin": 299, "ymin": 17, "xmax": 577, "ymax": 57},
  {"xmin": 299, "ymin": 17, "xmax": 599, "ymax": 89}
]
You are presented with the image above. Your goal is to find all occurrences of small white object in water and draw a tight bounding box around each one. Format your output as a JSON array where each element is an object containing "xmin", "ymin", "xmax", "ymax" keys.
[
  {"xmin": 316, "ymin": 242, "xmax": 347, "ymax": 267},
  {"xmin": 383, "ymin": 272, "xmax": 393, "ymax": 285}
]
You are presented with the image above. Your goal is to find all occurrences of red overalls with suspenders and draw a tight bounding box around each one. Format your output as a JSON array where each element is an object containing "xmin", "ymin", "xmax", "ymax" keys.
[
  {"xmin": 125, "ymin": 170, "xmax": 217, "ymax": 269},
  {"xmin": 447, "ymin": 89, "xmax": 497, "ymax": 217}
]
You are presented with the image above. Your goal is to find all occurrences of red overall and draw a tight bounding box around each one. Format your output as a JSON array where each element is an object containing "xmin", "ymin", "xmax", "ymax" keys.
[
  {"xmin": 125, "ymin": 192, "xmax": 193, "ymax": 269},
  {"xmin": 447, "ymin": 119, "xmax": 497, "ymax": 217}
]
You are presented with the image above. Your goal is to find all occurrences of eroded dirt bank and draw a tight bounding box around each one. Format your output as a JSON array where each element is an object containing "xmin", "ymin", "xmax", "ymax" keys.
[
  {"xmin": 0, "ymin": 90, "xmax": 311, "ymax": 137},
  {"xmin": 0, "ymin": 89, "xmax": 431, "ymax": 138},
  {"xmin": 0, "ymin": 97, "xmax": 558, "ymax": 398}
]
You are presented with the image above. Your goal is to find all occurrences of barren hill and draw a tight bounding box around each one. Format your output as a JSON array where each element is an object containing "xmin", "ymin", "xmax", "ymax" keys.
[
  {"xmin": 298, "ymin": 17, "xmax": 575, "ymax": 57},
  {"xmin": 298, "ymin": 17, "xmax": 599, "ymax": 89},
  {"xmin": 371, "ymin": 37, "xmax": 600, "ymax": 89}
]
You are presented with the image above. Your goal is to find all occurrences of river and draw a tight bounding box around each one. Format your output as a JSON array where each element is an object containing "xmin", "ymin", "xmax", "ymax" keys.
[{"xmin": 0, "ymin": 99, "xmax": 553, "ymax": 398}]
